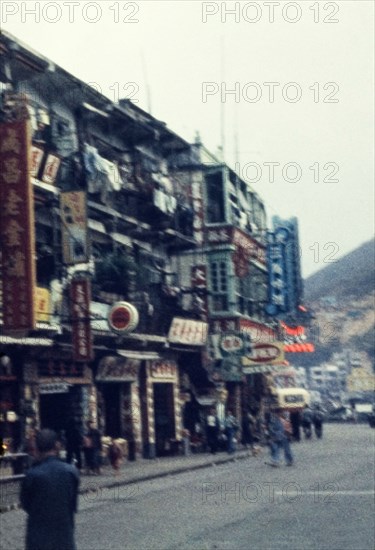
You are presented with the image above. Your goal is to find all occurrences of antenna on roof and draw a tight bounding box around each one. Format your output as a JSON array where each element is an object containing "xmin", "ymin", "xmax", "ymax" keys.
[
  {"xmin": 141, "ymin": 50, "xmax": 152, "ymax": 115},
  {"xmin": 220, "ymin": 36, "xmax": 225, "ymax": 162}
]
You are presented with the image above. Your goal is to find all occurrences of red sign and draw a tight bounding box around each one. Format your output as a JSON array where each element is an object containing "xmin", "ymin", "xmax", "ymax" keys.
[
  {"xmin": 242, "ymin": 343, "xmax": 284, "ymax": 365},
  {"xmin": 232, "ymin": 228, "xmax": 266, "ymax": 266},
  {"xmin": 0, "ymin": 120, "xmax": 36, "ymax": 332},
  {"xmin": 191, "ymin": 265, "xmax": 208, "ymax": 320},
  {"xmin": 239, "ymin": 319, "xmax": 276, "ymax": 344},
  {"xmin": 30, "ymin": 145, "xmax": 44, "ymax": 178},
  {"xmin": 70, "ymin": 278, "xmax": 93, "ymax": 362},
  {"xmin": 107, "ymin": 302, "xmax": 139, "ymax": 333}
]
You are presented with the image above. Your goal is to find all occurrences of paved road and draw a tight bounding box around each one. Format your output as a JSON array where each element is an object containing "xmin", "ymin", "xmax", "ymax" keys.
[{"xmin": 1, "ymin": 424, "xmax": 374, "ymax": 550}]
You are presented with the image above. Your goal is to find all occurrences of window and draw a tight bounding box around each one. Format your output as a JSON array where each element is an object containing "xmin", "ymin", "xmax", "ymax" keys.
[
  {"xmin": 234, "ymin": 265, "xmax": 267, "ymax": 320},
  {"xmin": 205, "ymin": 170, "xmax": 225, "ymax": 223},
  {"xmin": 210, "ymin": 260, "xmax": 228, "ymax": 312}
]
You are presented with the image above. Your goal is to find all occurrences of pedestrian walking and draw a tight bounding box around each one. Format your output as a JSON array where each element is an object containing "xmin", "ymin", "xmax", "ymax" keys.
[
  {"xmin": 65, "ymin": 418, "xmax": 82, "ymax": 470},
  {"xmin": 205, "ymin": 407, "xmax": 220, "ymax": 454},
  {"xmin": 224, "ymin": 410, "xmax": 239, "ymax": 454},
  {"xmin": 313, "ymin": 405, "xmax": 324, "ymax": 438},
  {"xmin": 266, "ymin": 408, "xmax": 294, "ymax": 467},
  {"xmin": 83, "ymin": 421, "xmax": 102, "ymax": 475},
  {"xmin": 302, "ymin": 405, "xmax": 313, "ymax": 439},
  {"xmin": 20, "ymin": 429, "xmax": 79, "ymax": 550},
  {"xmin": 290, "ymin": 410, "xmax": 302, "ymax": 442}
]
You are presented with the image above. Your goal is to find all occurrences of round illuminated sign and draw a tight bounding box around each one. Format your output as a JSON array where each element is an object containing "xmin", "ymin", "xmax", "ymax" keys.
[
  {"xmin": 220, "ymin": 334, "xmax": 244, "ymax": 354},
  {"xmin": 107, "ymin": 302, "xmax": 139, "ymax": 334}
]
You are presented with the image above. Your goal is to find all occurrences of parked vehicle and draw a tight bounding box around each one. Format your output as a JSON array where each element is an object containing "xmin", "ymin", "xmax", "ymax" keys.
[{"xmin": 325, "ymin": 406, "xmax": 354, "ymax": 423}]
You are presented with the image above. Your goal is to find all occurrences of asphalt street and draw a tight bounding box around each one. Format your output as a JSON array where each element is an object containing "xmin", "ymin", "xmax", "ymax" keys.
[{"xmin": 1, "ymin": 424, "xmax": 374, "ymax": 550}]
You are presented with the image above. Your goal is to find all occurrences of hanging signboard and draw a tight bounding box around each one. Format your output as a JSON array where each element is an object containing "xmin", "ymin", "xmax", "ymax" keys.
[
  {"xmin": 0, "ymin": 119, "xmax": 36, "ymax": 332},
  {"xmin": 265, "ymin": 229, "xmax": 289, "ymax": 315},
  {"xmin": 30, "ymin": 145, "xmax": 44, "ymax": 178},
  {"xmin": 60, "ymin": 191, "xmax": 89, "ymax": 265},
  {"xmin": 35, "ymin": 287, "xmax": 51, "ymax": 323},
  {"xmin": 168, "ymin": 317, "xmax": 208, "ymax": 346},
  {"xmin": 242, "ymin": 342, "xmax": 284, "ymax": 366},
  {"xmin": 70, "ymin": 278, "xmax": 93, "ymax": 362},
  {"xmin": 41, "ymin": 153, "xmax": 61, "ymax": 185}
]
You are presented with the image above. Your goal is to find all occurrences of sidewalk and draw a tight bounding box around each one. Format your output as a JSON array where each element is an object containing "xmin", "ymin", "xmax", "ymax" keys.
[{"xmin": 1, "ymin": 448, "xmax": 254, "ymax": 513}]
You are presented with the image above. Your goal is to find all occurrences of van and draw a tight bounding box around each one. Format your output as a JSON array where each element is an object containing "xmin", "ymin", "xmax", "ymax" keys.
[{"xmin": 274, "ymin": 388, "xmax": 310, "ymax": 411}]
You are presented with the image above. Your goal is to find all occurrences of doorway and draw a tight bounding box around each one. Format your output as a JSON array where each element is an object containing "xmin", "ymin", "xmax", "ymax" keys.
[
  {"xmin": 102, "ymin": 384, "xmax": 121, "ymax": 438},
  {"xmin": 39, "ymin": 392, "xmax": 71, "ymax": 433},
  {"xmin": 153, "ymin": 383, "xmax": 175, "ymax": 456}
]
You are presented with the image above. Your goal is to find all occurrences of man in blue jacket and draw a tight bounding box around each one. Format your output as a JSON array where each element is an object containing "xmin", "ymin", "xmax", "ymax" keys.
[
  {"xmin": 266, "ymin": 408, "xmax": 294, "ymax": 467},
  {"xmin": 20, "ymin": 429, "xmax": 80, "ymax": 550}
]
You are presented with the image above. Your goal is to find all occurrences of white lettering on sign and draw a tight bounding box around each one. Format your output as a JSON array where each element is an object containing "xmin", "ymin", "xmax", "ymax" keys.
[{"xmin": 39, "ymin": 383, "xmax": 70, "ymax": 394}]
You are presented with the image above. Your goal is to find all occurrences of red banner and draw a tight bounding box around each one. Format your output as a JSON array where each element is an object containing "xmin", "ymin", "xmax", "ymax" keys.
[
  {"xmin": 70, "ymin": 278, "xmax": 93, "ymax": 362},
  {"xmin": 0, "ymin": 120, "xmax": 36, "ymax": 332}
]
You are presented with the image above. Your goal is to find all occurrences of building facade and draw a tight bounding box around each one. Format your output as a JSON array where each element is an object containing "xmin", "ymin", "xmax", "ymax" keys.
[{"xmin": 0, "ymin": 32, "xmax": 305, "ymax": 457}]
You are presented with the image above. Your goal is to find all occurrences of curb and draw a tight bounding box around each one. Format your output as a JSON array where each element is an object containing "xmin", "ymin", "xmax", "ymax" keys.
[
  {"xmin": 79, "ymin": 451, "xmax": 252, "ymax": 495},
  {"xmin": 1, "ymin": 451, "xmax": 252, "ymax": 513}
]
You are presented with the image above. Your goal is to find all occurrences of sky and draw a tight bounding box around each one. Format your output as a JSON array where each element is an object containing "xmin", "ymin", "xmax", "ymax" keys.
[{"xmin": 1, "ymin": 0, "xmax": 374, "ymax": 278}]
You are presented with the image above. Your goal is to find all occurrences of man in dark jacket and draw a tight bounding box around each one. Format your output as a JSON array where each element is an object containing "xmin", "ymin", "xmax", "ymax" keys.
[{"xmin": 20, "ymin": 429, "xmax": 80, "ymax": 550}]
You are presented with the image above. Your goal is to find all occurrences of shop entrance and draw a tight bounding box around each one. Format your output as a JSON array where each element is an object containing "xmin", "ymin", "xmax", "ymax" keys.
[
  {"xmin": 39, "ymin": 386, "xmax": 83, "ymax": 436},
  {"xmin": 102, "ymin": 384, "xmax": 121, "ymax": 438},
  {"xmin": 153, "ymin": 383, "xmax": 175, "ymax": 456},
  {"xmin": 39, "ymin": 392, "xmax": 71, "ymax": 433}
]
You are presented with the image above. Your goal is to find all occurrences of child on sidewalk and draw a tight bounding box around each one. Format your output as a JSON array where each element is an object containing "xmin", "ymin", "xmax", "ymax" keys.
[{"xmin": 108, "ymin": 439, "xmax": 124, "ymax": 475}]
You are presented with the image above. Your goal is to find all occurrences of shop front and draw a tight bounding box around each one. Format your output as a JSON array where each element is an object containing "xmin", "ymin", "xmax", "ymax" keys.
[
  {"xmin": 95, "ymin": 353, "xmax": 142, "ymax": 457},
  {"xmin": 0, "ymin": 354, "xmax": 21, "ymax": 453},
  {"xmin": 24, "ymin": 357, "xmax": 95, "ymax": 441},
  {"xmin": 140, "ymin": 358, "xmax": 182, "ymax": 458}
]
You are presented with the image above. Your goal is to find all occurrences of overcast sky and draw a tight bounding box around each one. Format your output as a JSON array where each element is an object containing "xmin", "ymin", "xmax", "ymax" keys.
[{"xmin": 2, "ymin": 0, "xmax": 374, "ymax": 278}]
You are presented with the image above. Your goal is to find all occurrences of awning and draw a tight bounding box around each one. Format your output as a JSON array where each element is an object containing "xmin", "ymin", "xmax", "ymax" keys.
[
  {"xmin": 0, "ymin": 336, "xmax": 54, "ymax": 346},
  {"xmin": 88, "ymin": 219, "xmax": 106, "ymax": 233},
  {"xmin": 195, "ymin": 396, "xmax": 216, "ymax": 406},
  {"xmin": 110, "ymin": 232, "xmax": 132, "ymax": 247},
  {"xmin": 117, "ymin": 350, "xmax": 161, "ymax": 360}
]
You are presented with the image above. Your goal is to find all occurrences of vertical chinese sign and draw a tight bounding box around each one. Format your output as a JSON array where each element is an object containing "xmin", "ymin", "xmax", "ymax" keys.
[
  {"xmin": 0, "ymin": 120, "xmax": 36, "ymax": 332},
  {"xmin": 60, "ymin": 191, "xmax": 89, "ymax": 265},
  {"xmin": 70, "ymin": 278, "xmax": 93, "ymax": 362}
]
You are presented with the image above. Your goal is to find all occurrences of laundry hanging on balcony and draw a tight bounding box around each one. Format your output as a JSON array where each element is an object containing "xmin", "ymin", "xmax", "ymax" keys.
[{"xmin": 83, "ymin": 143, "xmax": 122, "ymax": 200}]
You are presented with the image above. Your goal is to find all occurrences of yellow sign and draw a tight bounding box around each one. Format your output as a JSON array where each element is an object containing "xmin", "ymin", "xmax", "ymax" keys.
[{"xmin": 35, "ymin": 287, "xmax": 50, "ymax": 322}]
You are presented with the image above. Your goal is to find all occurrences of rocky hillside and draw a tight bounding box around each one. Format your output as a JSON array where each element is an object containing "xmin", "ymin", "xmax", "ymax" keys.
[
  {"xmin": 296, "ymin": 239, "xmax": 375, "ymax": 366},
  {"xmin": 304, "ymin": 239, "xmax": 375, "ymax": 302}
]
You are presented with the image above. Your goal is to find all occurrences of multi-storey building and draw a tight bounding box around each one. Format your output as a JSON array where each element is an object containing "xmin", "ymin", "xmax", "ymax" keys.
[
  {"xmin": 0, "ymin": 32, "xmax": 209, "ymax": 458},
  {"xmin": 0, "ymin": 32, "xmax": 305, "ymax": 457}
]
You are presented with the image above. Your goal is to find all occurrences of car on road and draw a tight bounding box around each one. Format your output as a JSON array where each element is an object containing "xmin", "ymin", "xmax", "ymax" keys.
[{"xmin": 325, "ymin": 406, "xmax": 354, "ymax": 423}]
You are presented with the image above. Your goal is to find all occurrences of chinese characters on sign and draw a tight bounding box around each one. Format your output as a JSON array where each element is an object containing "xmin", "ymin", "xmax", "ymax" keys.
[
  {"xmin": 0, "ymin": 120, "xmax": 36, "ymax": 332},
  {"xmin": 168, "ymin": 317, "xmax": 208, "ymax": 346},
  {"xmin": 266, "ymin": 229, "xmax": 289, "ymax": 315},
  {"xmin": 41, "ymin": 153, "xmax": 61, "ymax": 185},
  {"xmin": 60, "ymin": 191, "xmax": 89, "ymax": 264},
  {"xmin": 70, "ymin": 278, "xmax": 93, "ymax": 362},
  {"xmin": 148, "ymin": 360, "xmax": 177, "ymax": 380},
  {"xmin": 191, "ymin": 175, "xmax": 204, "ymax": 245}
]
